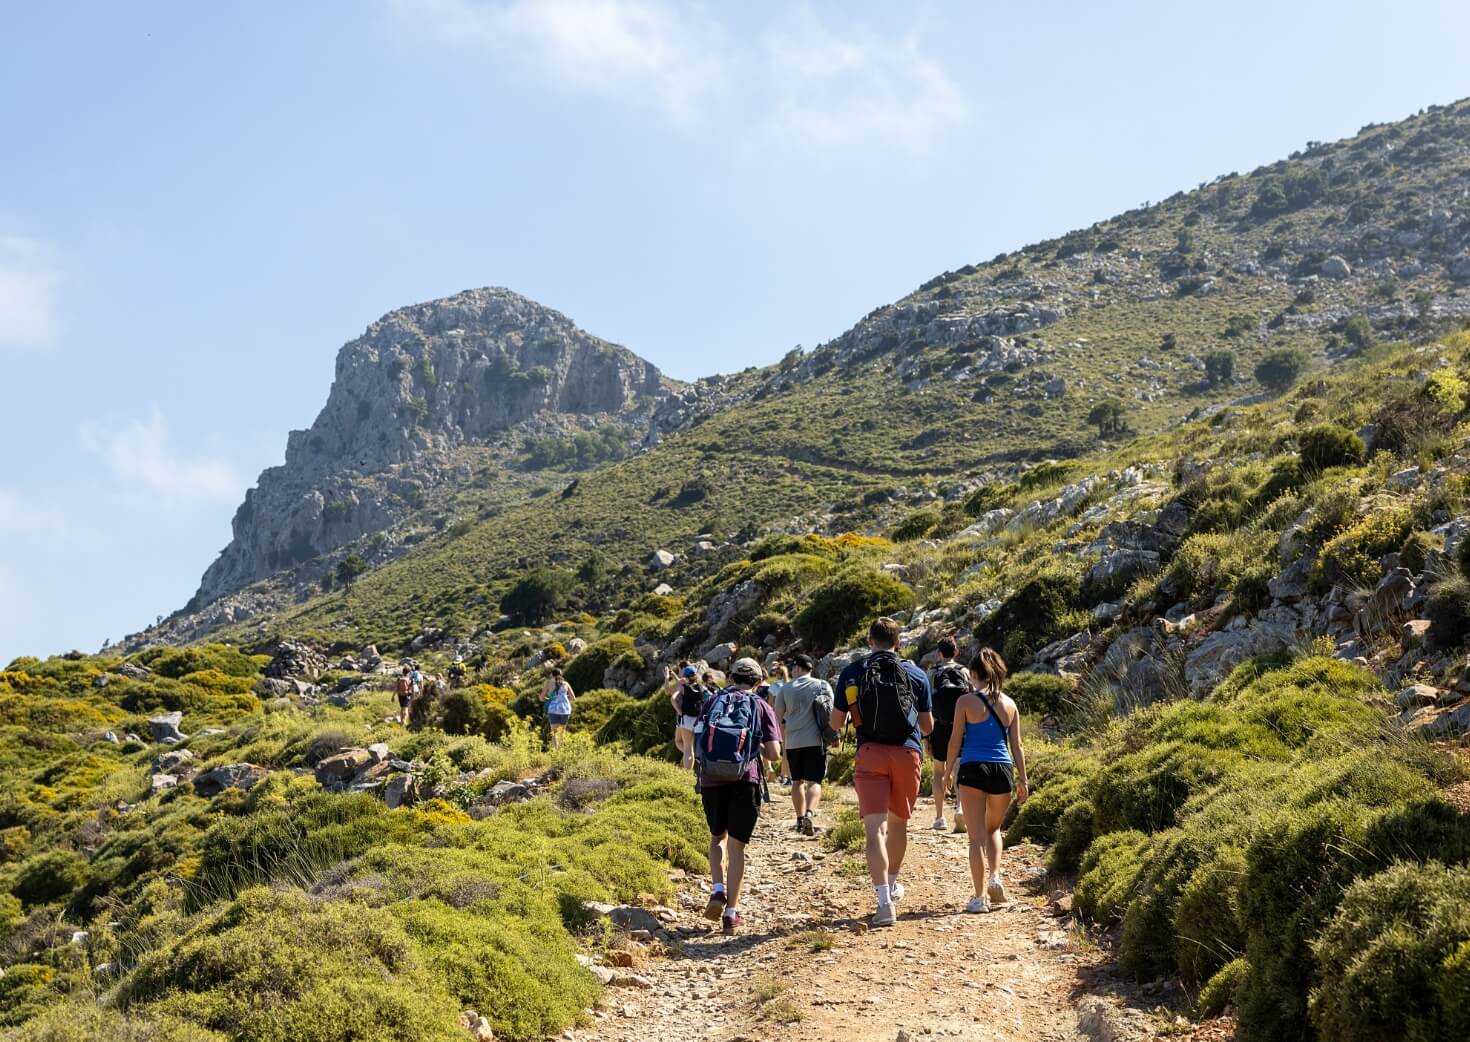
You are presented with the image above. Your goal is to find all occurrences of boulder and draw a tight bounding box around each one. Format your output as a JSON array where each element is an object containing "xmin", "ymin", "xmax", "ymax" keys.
[
  {"xmin": 147, "ymin": 712, "xmax": 187, "ymax": 744},
  {"xmin": 1185, "ymin": 623, "xmax": 1293, "ymax": 696},
  {"xmin": 117, "ymin": 662, "xmax": 151, "ymax": 680},
  {"xmin": 648, "ymin": 549, "xmax": 676, "ymax": 571},
  {"xmin": 263, "ymin": 639, "xmax": 327, "ymax": 681},
  {"xmin": 652, "ymin": 583, "xmax": 674, "ymax": 597},
  {"xmin": 1320, "ymin": 255, "xmax": 1352, "ymax": 279},
  {"xmin": 151, "ymin": 749, "xmax": 196, "ymax": 775},
  {"xmin": 367, "ymin": 742, "xmax": 392, "ymax": 764},
  {"xmin": 150, "ymin": 773, "xmax": 178, "ymax": 792},
  {"xmin": 193, "ymin": 763, "xmax": 268, "ymax": 797},
  {"xmin": 690, "ymin": 540, "xmax": 717, "ymax": 557},
  {"xmin": 385, "ymin": 773, "xmax": 423, "ymax": 809},
  {"xmin": 1395, "ymin": 684, "xmax": 1440, "ymax": 710},
  {"xmin": 315, "ymin": 748, "xmax": 374, "ymax": 785},
  {"xmin": 705, "ymin": 642, "xmax": 738, "ymax": 670},
  {"xmin": 1082, "ymin": 548, "xmax": 1160, "ymax": 599},
  {"xmin": 582, "ymin": 901, "xmax": 663, "ymax": 934},
  {"xmin": 1450, "ymin": 253, "xmax": 1470, "ymax": 283},
  {"xmin": 704, "ymin": 579, "xmax": 765, "ymax": 638},
  {"xmin": 1268, "ymin": 556, "xmax": 1312, "ymax": 603}
]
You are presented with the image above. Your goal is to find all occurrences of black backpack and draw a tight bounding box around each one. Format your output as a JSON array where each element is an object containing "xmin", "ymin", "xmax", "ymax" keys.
[
  {"xmin": 856, "ymin": 651, "xmax": 920, "ymax": 745},
  {"xmin": 931, "ymin": 664, "xmax": 969, "ymax": 726},
  {"xmin": 679, "ymin": 682, "xmax": 707, "ymax": 719},
  {"xmin": 811, "ymin": 684, "xmax": 840, "ymax": 747}
]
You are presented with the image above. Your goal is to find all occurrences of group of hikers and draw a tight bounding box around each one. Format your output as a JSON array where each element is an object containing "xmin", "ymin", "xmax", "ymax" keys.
[{"xmin": 663, "ymin": 617, "xmax": 1028, "ymax": 935}]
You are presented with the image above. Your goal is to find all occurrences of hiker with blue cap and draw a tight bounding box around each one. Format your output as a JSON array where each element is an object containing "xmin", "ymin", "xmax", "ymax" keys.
[{"xmin": 665, "ymin": 662, "xmax": 708, "ymax": 771}]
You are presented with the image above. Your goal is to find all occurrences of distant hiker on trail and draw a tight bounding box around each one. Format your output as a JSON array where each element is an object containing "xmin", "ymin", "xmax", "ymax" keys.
[
  {"xmin": 831, "ymin": 617, "xmax": 933, "ymax": 928},
  {"xmin": 408, "ymin": 662, "xmax": 426, "ymax": 699},
  {"xmin": 755, "ymin": 664, "xmax": 785, "ymax": 800},
  {"xmin": 695, "ymin": 657, "xmax": 782, "ymax": 936},
  {"xmin": 448, "ymin": 655, "xmax": 467, "ymax": 687},
  {"xmin": 395, "ymin": 667, "xmax": 415, "ymax": 726},
  {"xmin": 772, "ymin": 653, "xmax": 834, "ymax": 836},
  {"xmin": 946, "ymin": 647, "xmax": 1028, "ymax": 914},
  {"xmin": 666, "ymin": 663, "xmax": 706, "ymax": 771},
  {"xmin": 927, "ymin": 636, "xmax": 971, "ymax": 833},
  {"xmin": 542, "ymin": 667, "xmax": 576, "ymax": 749}
]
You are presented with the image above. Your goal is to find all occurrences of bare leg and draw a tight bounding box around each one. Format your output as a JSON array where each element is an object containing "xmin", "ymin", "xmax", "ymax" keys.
[
  {"xmin": 792, "ymin": 781, "xmax": 807, "ymax": 819},
  {"xmin": 985, "ymin": 792, "xmax": 1011, "ymax": 880},
  {"xmin": 708, "ymin": 834, "xmax": 725, "ymax": 889},
  {"xmin": 933, "ymin": 758, "xmax": 949, "ymax": 820},
  {"xmin": 863, "ymin": 813, "xmax": 890, "ymax": 888},
  {"xmin": 678, "ymin": 728, "xmax": 695, "ymax": 770},
  {"xmin": 806, "ymin": 782, "xmax": 822, "ymax": 815},
  {"xmin": 957, "ymin": 785, "xmax": 987, "ymax": 896},
  {"xmin": 725, "ymin": 837, "xmax": 747, "ymax": 909},
  {"xmin": 885, "ymin": 811, "xmax": 909, "ymax": 879}
]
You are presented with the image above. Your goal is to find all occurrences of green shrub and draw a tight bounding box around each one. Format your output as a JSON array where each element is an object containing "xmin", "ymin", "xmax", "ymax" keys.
[
  {"xmin": 1255, "ymin": 349, "xmax": 1308, "ymax": 394},
  {"xmin": 1310, "ymin": 860, "xmax": 1470, "ymax": 1042},
  {"xmin": 973, "ymin": 571, "xmax": 1083, "ymax": 666},
  {"xmin": 566, "ymin": 688, "xmax": 634, "ymax": 737},
  {"xmin": 1313, "ymin": 509, "xmax": 1410, "ymax": 590},
  {"xmin": 1194, "ymin": 957, "xmax": 1247, "ymax": 1018},
  {"xmin": 1458, "ymin": 531, "xmax": 1470, "ymax": 579},
  {"xmin": 890, "ymin": 509, "xmax": 941, "ymax": 542},
  {"xmin": 137, "ymin": 644, "xmax": 261, "ymax": 680},
  {"xmin": 1297, "ymin": 425, "xmax": 1365, "ymax": 473},
  {"xmin": 11, "ymin": 850, "xmax": 87, "ymax": 907},
  {"xmin": 963, "ymin": 483, "xmax": 1017, "ymax": 516},
  {"xmin": 500, "ymin": 568, "xmax": 575, "ymax": 625},
  {"xmin": 1425, "ymin": 575, "xmax": 1470, "ymax": 650},
  {"xmin": 792, "ymin": 568, "xmax": 915, "ymax": 652},
  {"xmin": 1162, "ymin": 530, "xmax": 1274, "ymax": 611},
  {"xmin": 563, "ymin": 635, "xmax": 634, "ymax": 693},
  {"xmin": 1006, "ymin": 672, "xmax": 1076, "ymax": 717},
  {"xmin": 1047, "ymin": 799, "xmax": 1095, "ymax": 873},
  {"xmin": 1173, "ymin": 846, "xmax": 1248, "ymax": 984},
  {"xmin": 435, "ymin": 684, "xmax": 517, "ymax": 742},
  {"xmin": 1074, "ymin": 830, "xmax": 1152, "ymax": 924},
  {"xmin": 1400, "ymin": 529, "xmax": 1441, "ymax": 575}
]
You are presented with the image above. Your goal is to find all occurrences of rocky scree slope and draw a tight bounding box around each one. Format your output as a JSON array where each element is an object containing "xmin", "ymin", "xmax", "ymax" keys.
[{"xmin": 149, "ymin": 97, "xmax": 1470, "ymax": 652}]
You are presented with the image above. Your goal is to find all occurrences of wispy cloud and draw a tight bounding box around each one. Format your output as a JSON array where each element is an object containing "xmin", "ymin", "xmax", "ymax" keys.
[
  {"xmin": 79, "ymin": 409, "xmax": 243, "ymax": 506},
  {"xmin": 0, "ymin": 235, "xmax": 63, "ymax": 349},
  {"xmin": 389, "ymin": 0, "xmax": 727, "ymax": 124},
  {"xmin": 763, "ymin": 15, "xmax": 969, "ymax": 156},
  {"xmin": 0, "ymin": 487, "xmax": 92, "ymax": 546}
]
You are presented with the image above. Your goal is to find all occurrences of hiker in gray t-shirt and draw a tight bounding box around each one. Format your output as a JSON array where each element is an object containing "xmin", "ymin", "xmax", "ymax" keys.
[{"xmin": 772, "ymin": 654, "xmax": 833, "ymax": 836}]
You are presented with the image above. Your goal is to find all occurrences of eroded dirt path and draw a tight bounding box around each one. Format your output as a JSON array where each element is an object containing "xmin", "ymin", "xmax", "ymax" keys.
[{"xmin": 575, "ymin": 789, "xmax": 1171, "ymax": 1042}]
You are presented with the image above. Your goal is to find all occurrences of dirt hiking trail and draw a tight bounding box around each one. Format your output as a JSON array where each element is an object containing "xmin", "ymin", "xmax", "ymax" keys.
[{"xmin": 576, "ymin": 790, "xmax": 1234, "ymax": 1042}]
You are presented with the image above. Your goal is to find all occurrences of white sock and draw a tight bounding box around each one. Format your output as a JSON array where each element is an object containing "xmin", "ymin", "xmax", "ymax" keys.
[
  {"xmin": 713, "ymin": 883, "xmax": 726, "ymax": 895},
  {"xmin": 875, "ymin": 884, "xmax": 891, "ymax": 906},
  {"xmin": 888, "ymin": 874, "xmax": 900, "ymax": 887}
]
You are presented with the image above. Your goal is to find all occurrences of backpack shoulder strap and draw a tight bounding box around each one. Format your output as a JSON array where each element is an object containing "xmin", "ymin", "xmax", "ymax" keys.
[{"xmin": 974, "ymin": 688, "xmax": 1009, "ymax": 734}]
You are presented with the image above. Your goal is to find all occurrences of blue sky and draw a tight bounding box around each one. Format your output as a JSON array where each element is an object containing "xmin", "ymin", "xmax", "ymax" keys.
[{"xmin": 3, "ymin": 0, "xmax": 1468, "ymax": 661}]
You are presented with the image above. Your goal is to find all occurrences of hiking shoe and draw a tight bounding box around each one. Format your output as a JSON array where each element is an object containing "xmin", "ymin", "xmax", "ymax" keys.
[
  {"xmin": 703, "ymin": 892, "xmax": 727, "ymax": 921},
  {"xmin": 965, "ymin": 895, "xmax": 991, "ymax": 914},
  {"xmin": 931, "ymin": 816, "xmax": 947, "ymax": 831},
  {"xmin": 800, "ymin": 814, "xmax": 816, "ymax": 836},
  {"xmin": 871, "ymin": 903, "xmax": 897, "ymax": 928},
  {"xmin": 988, "ymin": 876, "xmax": 1007, "ymax": 905},
  {"xmin": 721, "ymin": 911, "xmax": 742, "ymax": 935},
  {"xmin": 889, "ymin": 880, "xmax": 905, "ymax": 904}
]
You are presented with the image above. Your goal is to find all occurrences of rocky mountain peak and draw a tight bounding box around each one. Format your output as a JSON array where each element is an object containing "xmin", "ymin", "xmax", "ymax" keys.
[{"xmin": 188, "ymin": 287, "xmax": 682, "ymax": 612}]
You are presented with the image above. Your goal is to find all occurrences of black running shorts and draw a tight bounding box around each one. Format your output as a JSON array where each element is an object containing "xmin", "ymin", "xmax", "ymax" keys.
[
  {"xmin": 927, "ymin": 722, "xmax": 953, "ymax": 760},
  {"xmin": 702, "ymin": 782, "xmax": 761, "ymax": 843},
  {"xmin": 786, "ymin": 745, "xmax": 827, "ymax": 783},
  {"xmin": 956, "ymin": 761, "xmax": 1015, "ymax": 795}
]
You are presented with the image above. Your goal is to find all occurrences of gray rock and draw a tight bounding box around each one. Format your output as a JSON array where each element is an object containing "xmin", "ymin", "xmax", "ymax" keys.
[
  {"xmin": 705, "ymin": 579, "xmax": 765, "ymax": 638},
  {"xmin": 705, "ymin": 642, "xmax": 738, "ymax": 670},
  {"xmin": 1395, "ymin": 684, "xmax": 1440, "ymax": 709},
  {"xmin": 147, "ymin": 712, "xmax": 187, "ymax": 744},
  {"xmin": 315, "ymin": 748, "xmax": 374, "ymax": 785},
  {"xmin": 652, "ymin": 583, "xmax": 674, "ymax": 597},
  {"xmin": 385, "ymin": 773, "xmax": 423, "ymax": 809},
  {"xmin": 1082, "ymin": 548, "xmax": 1160, "ymax": 598},
  {"xmin": 193, "ymin": 763, "xmax": 268, "ymax": 797},
  {"xmin": 117, "ymin": 662, "xmax": 151, "ymax": 680},
  {"xmin": 1185, "ymin": 623, "xmax": 1294, "ymax": 696},
  {"xmin": 1320, "ymin": 255, "xmax": 1352, "ymax": 279},
  {"xmin": 648, "ymin": 549, "xmax": 676, "ymax": 571},
  {"xmin": 1450, "ymin": 253, "xmax": 1470, "ymax": 283},
  {"xmin": 367, "ymin": 742, "xmax": 392, "ymax": 764},
  {"xmin": 582, "ymin": 901, "xmax": 663, "ymax": 934},
  {"xmin": 1269, "ymin": 556, "xmax": 1311, "ymax": 603},
  {"xmin": 151, "ymin": 749, "xmax": 195, "ymax": 775},
  {"xmin": 150, "ymin": 773, "xmax": 178, "ymax": 792}
]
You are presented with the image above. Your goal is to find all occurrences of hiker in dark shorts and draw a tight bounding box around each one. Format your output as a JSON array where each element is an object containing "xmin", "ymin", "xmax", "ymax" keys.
[
  {"xmin": 946, "ymin": 647, "xmax": 1029, "ymax": 913},
  {"xmin": 696, "ymin": 657, "xmax": 782, "ymax": 935},
  {"xmin": 772, "ymin": 653, "xmax": 833, "ymax": 835},
  {"xmin": 926, "ymin": 636, "xmax": 970, "ymax": 832}
]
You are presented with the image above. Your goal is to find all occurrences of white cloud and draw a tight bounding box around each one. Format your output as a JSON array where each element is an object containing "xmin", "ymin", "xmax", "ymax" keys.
[
  {"xmin": 0, "ymin": 487, "xmax": 87, "ymax": 545},
  {"xmin": 763, "ymin": 16, "xmax": 968, "ymax": 156},
  {"xmin": 390, "ymin": 0, "xmax": 727, "ymax": 123},
  {"xmin": 0, "ymin": 235, "xmax": 63, "ymax": 349},
  {"xmin": 79, "ymin": 409, "xmax": 243, "ymax": 506}
]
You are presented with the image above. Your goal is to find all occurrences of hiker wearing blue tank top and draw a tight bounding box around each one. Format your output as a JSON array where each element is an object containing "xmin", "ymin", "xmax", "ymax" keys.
[
  {"xmin": 542, "ymin": 667, "xmax": 576, "ymax": 750},
  {"xmin": 945, "ymin": 647, "xmax": 1029, "ymax": 914}
]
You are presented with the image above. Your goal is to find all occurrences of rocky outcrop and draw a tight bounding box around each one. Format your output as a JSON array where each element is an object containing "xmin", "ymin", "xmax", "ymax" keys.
[{"xmin": 187, "ymin": 288, "xmax": 686, "ymax": 611}]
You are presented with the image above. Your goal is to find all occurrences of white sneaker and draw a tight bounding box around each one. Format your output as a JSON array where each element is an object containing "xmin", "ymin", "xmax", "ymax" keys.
[
  {"xmin": 931, "ymin": 816, "xmax": 947, "ymax": 831},
  {"xmin": 964, "ymin": 895, "xmax": 991, "ymax": 914},
  {"xmin": 988, "ymin": 876, "xmax": 1007, "ymax": 905},
  {"xmin": 888, "ymin": 880, "xmax": 905, "ymax": 903},
  {"xmin": 872, "ymin": 902, "xmax": 897, "ymax": 928}
]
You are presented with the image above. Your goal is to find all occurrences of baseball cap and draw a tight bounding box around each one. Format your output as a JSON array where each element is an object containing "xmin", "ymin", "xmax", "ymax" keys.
[
  {"xmin": 790, "ymin": 653, "xmax": 815, "ymax": 671},
  {"xmin": 729, "ymin": 657, "xmax": 763, "ymax": 682},
  {"xmin": 681, "ymin": 665, "xmax": 698, "ymax": 678}
]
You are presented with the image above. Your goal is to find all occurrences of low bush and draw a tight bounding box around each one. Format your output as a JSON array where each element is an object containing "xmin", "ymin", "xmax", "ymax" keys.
[
  {"xmin": 792, "ymin": 568, "xmax": 915, "ymax": 652},
  {"xmin": 973, "ymin": 571, "xmax": 1085, "ymax": 666},
  {"xmin": 566, "ymin": 688, "xmax": 634, "ymax": 737},
  {"xmin": 1313, "ymin": 508, "xmax": 1409, "ymax": 590},
  {"xmin": 434, "ymin": 684, "xmax": 517, "ymax": 742},
  {"xmin": 1005, "ymin": 671, "xmax": 1076, "ymax": 717},
  {"xmin": 1297, "ymin": 424, "xmax": 1365, "ymax": 473},
  {"xmin": 563, "ymin": 635, "xmax": 634, "ymax": 693},
  {"xmin": 1425, "ymin": 575, "xmax": 1470, "ymax": 650},
  {"xmin": 1194, "ymin": 957, "xmax": 1248, "ymax": 1018},
  {"xmin": 1400, "ymin": 529, "xmax": 1441, "ymax": 574},
  {"xmin": 1310, "ymin": 860, "xmax": 1470, "ymax": 1041},
  {"xmin": 890, "ymin": 509, "xmax": 941, "ymax": 542}
]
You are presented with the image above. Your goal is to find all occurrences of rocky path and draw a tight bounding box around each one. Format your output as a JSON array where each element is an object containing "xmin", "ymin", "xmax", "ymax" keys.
[{"xmin": 576, "ymin": 789, "xmax": 1217, "ymax": 1042}]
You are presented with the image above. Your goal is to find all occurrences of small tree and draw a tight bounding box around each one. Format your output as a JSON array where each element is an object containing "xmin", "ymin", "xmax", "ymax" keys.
[
  {"xmin": 335, "ymin": 553, "xmax": 368, "ymax": 586},
  {"xmin": 1160, "ymin": 333, "xmax": 1177, "ymax": 352},
  {"xmin": 500, "ymin": 567, "xmax": 574, "ymax": 624},
  {"xmin": 1204, "ymin": 350, "xmax": 1235, "ymax": 385},
  {"xmin": 1087, "ymin": 400, "xmax": 1127, "ymax": 437},
  {"xmin": 1342, "ymin": 315, "xmax": 1375, "ymax": 351},
  {"xmin": 1298, "ymin": 425, "xmax": 1365, "ymax": 473},
  {"xmin": 1255, "ymin": 349, "xmax": 1308, "ymax": 394}
]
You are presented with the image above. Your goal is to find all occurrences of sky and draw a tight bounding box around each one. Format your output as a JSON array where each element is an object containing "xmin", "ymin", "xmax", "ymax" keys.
[{"xmin": 2, "ymin": 0, "xmax": 1469, "ymax": 661}]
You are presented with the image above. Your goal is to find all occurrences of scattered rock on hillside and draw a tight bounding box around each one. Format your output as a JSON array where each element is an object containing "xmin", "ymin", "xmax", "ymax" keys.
[
  {"xmin": 193, "ymin": 763, "xmax": 269, "ymax": 797},
  {"xmin": 152, "ymin": 749, "xmax": 195, "ymax": 775},
  {"xmin": 582, "ymin": 901, "xmax": 663, "ymax": 935},
  {"xmin": 147, "ymin": 712, "xmax": 187, "ymax": 744},
  {"xmin": 648, "ymin": 549, "xmax": 676, "ymax": 571},
  {"xmin": 385, "ymin": 773, "xmax": 423, "ymax": 809},
  {"xmin": 117, "ymin": 662, "xmax": 151, "ymax": 680},
  {"xmin": 315, "ymin": 748, "xmax": 375, "ymax": 786},
  {"xmin": 264, "ymin": 640, "xmax": 327, "ymax": 681},
  {"xmin": 1320, "ymin": 255, "xmax": 1352, "ymax": 279}
]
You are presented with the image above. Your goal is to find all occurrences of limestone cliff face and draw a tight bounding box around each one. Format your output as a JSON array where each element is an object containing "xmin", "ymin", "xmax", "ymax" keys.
[{"xmin": 192, "ymin": 287, "xmax": 680, "ymax": 608}]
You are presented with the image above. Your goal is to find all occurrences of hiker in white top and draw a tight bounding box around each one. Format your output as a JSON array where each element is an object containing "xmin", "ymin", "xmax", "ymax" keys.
[
  {"xmin": 542, "ymin": 667, "xmax": 576, "ymax": 750},
  {"xmin": 772, "ymin": 653, "xmax": 833, "ymax": 836}
]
